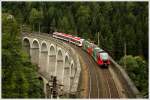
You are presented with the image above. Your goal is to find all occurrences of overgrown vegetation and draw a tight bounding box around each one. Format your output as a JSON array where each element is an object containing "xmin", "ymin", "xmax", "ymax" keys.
[
  {"xmin": 2, "ymin": 13, "xmax": 44, "ymax": 98},
  {"xmin": 119, "ymin": 55, "xmax": 148, "ymax": 97},
  {"xmin": 2, "ymin": 2, "xmax": 148, "ymax": 98}
]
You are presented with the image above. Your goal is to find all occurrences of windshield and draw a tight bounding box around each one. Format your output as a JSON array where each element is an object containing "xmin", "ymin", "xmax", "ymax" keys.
[
  {"xmin": 95, "ymin": 48, "xmax": 104, "ymax": 52},
  {"xmin": 100, "ymin": 53, "xmax": 109, "ymax": 60}
]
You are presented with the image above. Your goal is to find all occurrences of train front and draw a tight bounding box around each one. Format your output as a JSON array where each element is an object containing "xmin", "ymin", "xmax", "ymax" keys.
[{"xmin": 98, "ymin": 52, "xmax": 110, "ymax": 67}]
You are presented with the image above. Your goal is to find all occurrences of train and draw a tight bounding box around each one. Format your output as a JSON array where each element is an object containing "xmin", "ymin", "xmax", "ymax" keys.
[
  {"xmin": 53, "ymin": 32, "xmax": 84, "ymax": 47},
  {"xmin": 52, "ymin": 32, "xmax": 110, "ymax": 67}
]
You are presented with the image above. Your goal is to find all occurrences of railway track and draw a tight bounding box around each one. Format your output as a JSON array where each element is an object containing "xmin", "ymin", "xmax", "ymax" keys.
[
  {"xmin": 72, "ymin": 44, "xmax": 100, "ymax": 98},
  {"xmin": 101, "ymin": 68, "xmax": 120, "ymax": 98},
  {"xmin": 69, "ymin": 43, "xmax": 121, "ymax": 98}
]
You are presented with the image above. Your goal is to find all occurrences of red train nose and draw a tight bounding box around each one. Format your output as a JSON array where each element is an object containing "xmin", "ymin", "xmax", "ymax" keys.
[{"xmin": 98, "ymin": 59, "xmax": 103, "ymax": 65}]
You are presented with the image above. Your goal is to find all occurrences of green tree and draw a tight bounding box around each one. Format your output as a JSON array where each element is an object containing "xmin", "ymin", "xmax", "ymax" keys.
[
  {"xmin": 119, "ymin": 55, "xmax": 148, "ymax": 97},
  {"xmin": 2, "ymin": 13, "xmax": 44, "ymax": 98},
  {"xmin": 76, "ymin": 5, "xmax": 91, "ymax": 36},
  {"xmin": 58, "ymin": 16, "xmax": 71, "ymax": 33},
  {"xmin": 29, "ymin": 8, "xmax": 43, "ymax": 31},
  {"xmin": 134, "ymin": 56, "xmax": 148, "ymax": 97}
]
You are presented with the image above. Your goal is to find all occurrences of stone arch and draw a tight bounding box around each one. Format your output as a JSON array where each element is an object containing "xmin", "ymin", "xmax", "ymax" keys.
[
  {"xmin": 70, "ymin": 61, "xmax": 75, "ymax": 77},
  {"xmin": 39, "ymin": 41, "xmax": 48, "ymax": 72},
  {"xmin": 32, "ymin": 39, "xmax": 40, "ymax": 49},
  {"xmin": 56, "ymin": 49, "xmax": 64, "ymax": 84},
  {"xmin": 65, "ymin": 54, "xmax": 70, "ymax": 69},
  {"xmin": 63, "ymin": 54, "xmax": 71, "ymax": 93},
  {"xmin": 30, "ymin": 39, "xmax": 40, "ymax": 65},
  {"xmin": 22, "ymin": 37, "xmax": 30, "ymax": 57},
  {"xmin": 48, "ymin": 44, "xmax": 56, "ymax": 76},
  {"xmin": 49, "ymin": 44, "xmax": 56, "ymax": 55},
  {"xmin": 41, "ymin": 41, "xmax": 48, "ymax": 52},
  {"xmin": 57, "ymin": 49, "xmax": 63, "ymax": 61},
  {"xmin": 70, "ymin": 61, "xmax": 75, "ymax": 90}
]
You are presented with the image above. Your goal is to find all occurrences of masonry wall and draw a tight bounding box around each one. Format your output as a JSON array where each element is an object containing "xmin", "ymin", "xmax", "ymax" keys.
[{"xmin": 22, "ymin": 33, "xmax": 81, "ymax": 97}]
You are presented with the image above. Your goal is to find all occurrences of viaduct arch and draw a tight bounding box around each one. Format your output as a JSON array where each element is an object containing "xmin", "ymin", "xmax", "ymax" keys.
[{"xmin": 22, "ymin": 33, "xmax": 81, "ymax": 97}]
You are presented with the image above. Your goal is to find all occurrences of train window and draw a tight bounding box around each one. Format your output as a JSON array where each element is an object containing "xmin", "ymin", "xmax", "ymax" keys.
[
  {"xmin": 57, "ymin": 35, "xmax": 65, "ymax": 39},
  {"xmin": 71, "ymin": 38, "xmax": 76, "ymax": 42},
  {"xmin": 99, "ymin": 53, "xmax": 108, "ymax": 60},
  {"xmin": 76, "ymin": 41, "xmax": 80, "ymax": 44}
]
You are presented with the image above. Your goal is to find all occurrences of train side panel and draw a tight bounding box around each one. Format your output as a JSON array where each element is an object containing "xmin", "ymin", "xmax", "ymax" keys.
[{"xmin": 82, "ymin": 40, "xmax": 87, "ymax": 50}]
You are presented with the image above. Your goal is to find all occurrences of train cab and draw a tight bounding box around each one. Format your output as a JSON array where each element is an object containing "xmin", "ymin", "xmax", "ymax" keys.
[
  {"xmin": 97, "ymin": 51, "xmax": 110, "ymax": 67},
  {"xmin": 93, "ymin": 47, "xmax": 110, "ymax": 67}
]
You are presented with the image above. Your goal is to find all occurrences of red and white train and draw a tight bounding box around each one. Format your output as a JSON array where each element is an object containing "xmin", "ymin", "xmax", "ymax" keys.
[
  {"xmin": 53, "ymin": 32, "xmax": 84, "ymax": 47},
  {"xmin": 52, "ymin": 32, "xmax": 110, "ymax": 67}
]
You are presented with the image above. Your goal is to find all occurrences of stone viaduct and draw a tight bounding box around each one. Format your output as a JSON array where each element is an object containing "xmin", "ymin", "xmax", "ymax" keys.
[{"xmin": 22, "ymin": 32, "xmax": 81, "ymax": 97}]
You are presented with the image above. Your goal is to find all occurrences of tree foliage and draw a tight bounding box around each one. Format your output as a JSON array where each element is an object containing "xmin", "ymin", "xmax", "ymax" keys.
[
  {"xmin": 119, "ymin": 55, "xmax": 148, "ymax": 97},
  {"xmin": 2, "ymin": 13, "xmax": 44, "ymax": 98}
]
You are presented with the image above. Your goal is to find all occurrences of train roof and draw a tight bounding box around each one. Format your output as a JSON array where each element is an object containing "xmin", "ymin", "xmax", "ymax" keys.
[
  {"xmin": 94, "ymin": 47, "xmax": 104, "ymax": 52},
  {"xmin": 63, "ymin": 33, "xmax": 73, "ymax": 38},
  {"xmin": 54, "ymin": 32, "xmax": 72, "ymax": 38},
  {"xmin": 73, "ymin": 36, "xmax": 81, "ymax": 41},
  {"xmin": 53, "ymin": 32, "xmax": 83, "ymax": 41}
]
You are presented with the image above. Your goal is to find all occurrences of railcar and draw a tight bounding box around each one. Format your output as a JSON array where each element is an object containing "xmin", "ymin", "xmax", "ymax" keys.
[
  {"xmin": 82, "ymin": 40, "xmax": 95, "ymax": 56},
  {"xmin": 82, "ymin": 40, "xmax": 90, "ymax": 51},
  {"xmin": 92, "ymin": 47, "xmax": 110, "ymax": 67},
  {"xmin": 52, "ymin": 32, "xmax": 84, "ymax": 47},
  {"xmin": 87, "ymin": 43, "xmax": 97, "ymax": 56}
]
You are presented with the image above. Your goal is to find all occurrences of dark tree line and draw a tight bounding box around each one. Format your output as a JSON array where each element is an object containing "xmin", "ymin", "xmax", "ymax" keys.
[
  {"xmin": 2, "ymin": 1, "xmax": 148, "ymax": 98},
  {"xmin": 2, "ymin": 2, "xmax": 148, "ymax": 60}
]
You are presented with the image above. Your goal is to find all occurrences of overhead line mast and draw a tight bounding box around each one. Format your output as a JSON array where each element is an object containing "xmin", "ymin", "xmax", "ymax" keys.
[{"xmin": 98, "ymin": 32, "xmax": 100, "ymax": 46}]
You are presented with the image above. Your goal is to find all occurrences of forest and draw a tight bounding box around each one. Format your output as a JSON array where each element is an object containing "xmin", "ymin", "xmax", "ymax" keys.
[{"xmin": 2, "ymin": 2, "xmax": 148, "ymax": 98}]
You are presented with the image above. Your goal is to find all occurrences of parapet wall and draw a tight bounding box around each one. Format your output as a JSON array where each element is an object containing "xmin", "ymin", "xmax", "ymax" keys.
[{"xmin": 110, "ymin": 56, "xmax": 141, "ymax": 98}]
